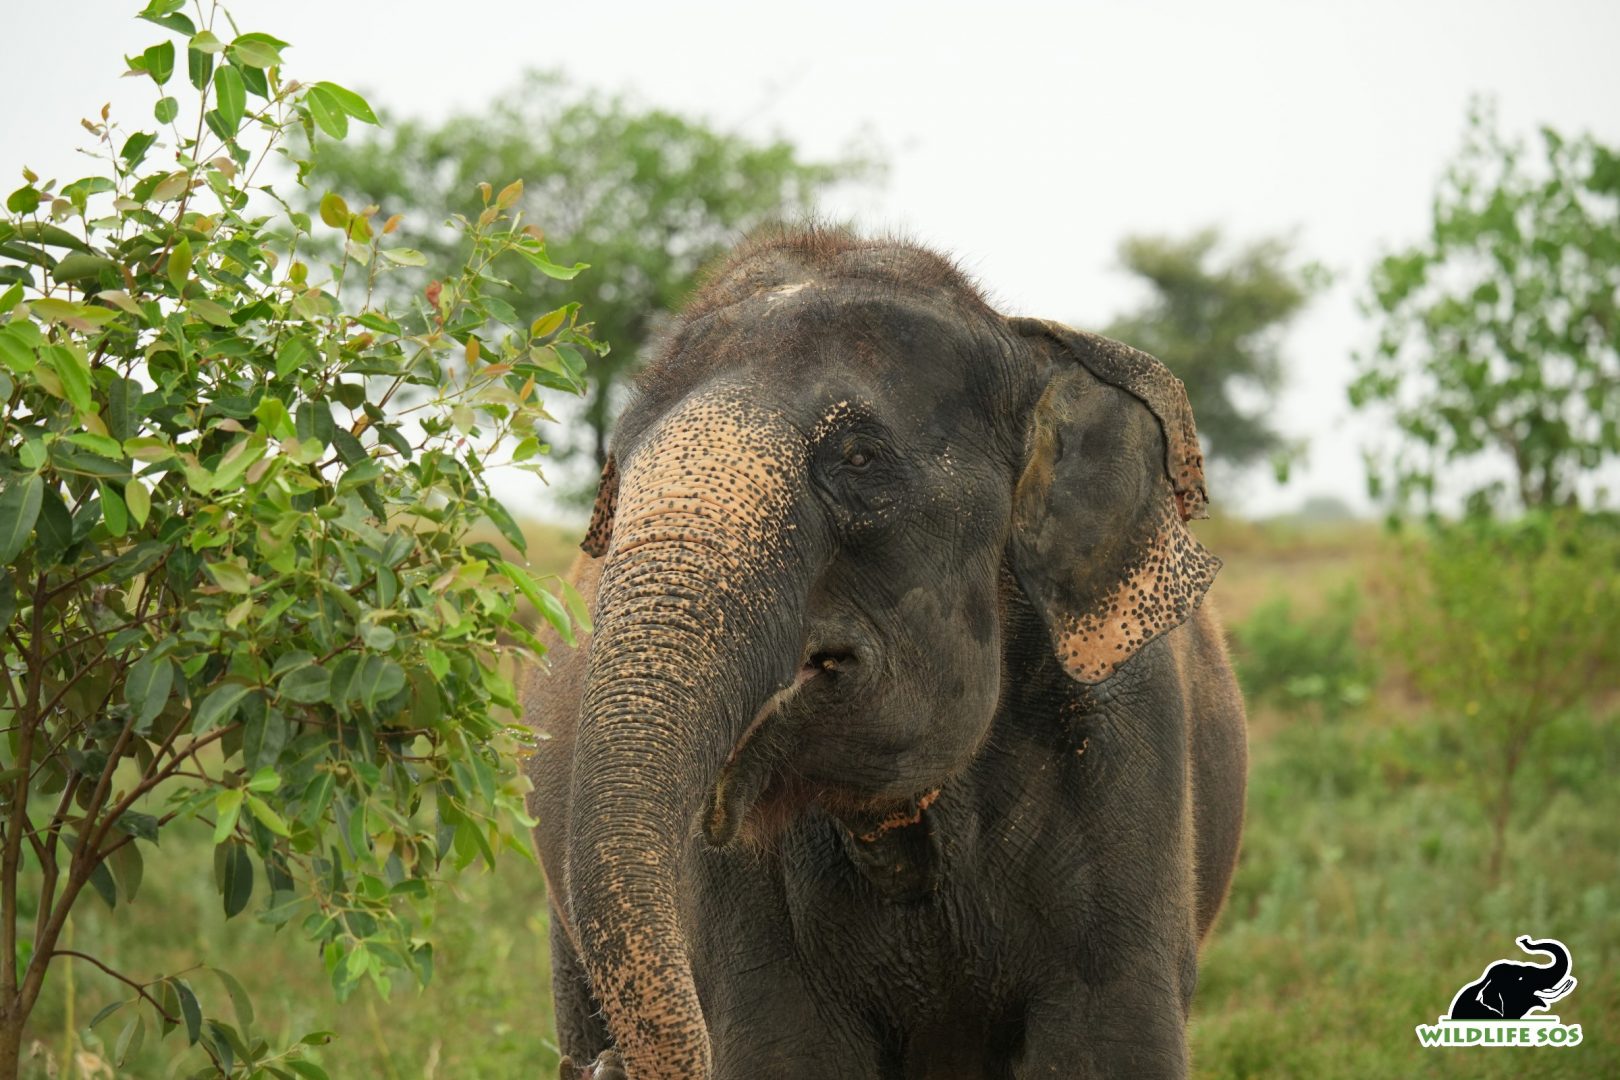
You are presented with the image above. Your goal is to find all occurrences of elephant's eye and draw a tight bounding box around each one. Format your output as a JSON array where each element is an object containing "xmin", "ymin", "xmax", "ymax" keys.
[{"xmin": 843, "ymin": 441, "xmax": 876, "ymax": 470}]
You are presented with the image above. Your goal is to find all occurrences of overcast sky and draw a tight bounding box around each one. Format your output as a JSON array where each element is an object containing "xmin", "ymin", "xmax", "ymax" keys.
[{"xmin": 7, "ymin": 1, "xmax": 1619, "ymax": 516}]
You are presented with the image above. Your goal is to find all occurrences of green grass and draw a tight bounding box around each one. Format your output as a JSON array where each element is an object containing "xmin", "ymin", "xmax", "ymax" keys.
[
  {"xmin": 18, "ymin": 521, "xmax": 1618, "ymax": 1077},
  {"xmin": 1192, "ymin": 703, "xmax": 1619, "ymax": 1078}
]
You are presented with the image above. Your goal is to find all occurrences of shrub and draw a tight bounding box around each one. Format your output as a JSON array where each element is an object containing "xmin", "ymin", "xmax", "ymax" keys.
[
  {"xmin": 1233, "ymin": 583, "xmax": 1373, "ymax": 721},
  {"xmin": 0, "ymin": 2, "xmax": 597, "ymax": 1074},
  {"xmin": 1383, "ymin": 512, "xmax": 1620, "ymax": 881}
]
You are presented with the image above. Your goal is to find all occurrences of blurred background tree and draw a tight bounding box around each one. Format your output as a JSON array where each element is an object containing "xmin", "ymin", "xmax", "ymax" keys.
[
  {"xmin": 1350, "ymin": 98, "xmax": 1620, "ymax": 516},
  {"xmin": 303, "ymin": 72, "xmax": 880, "ymax": 496},
  {"xmin": 1103, "ymin": 228, "xmax": 1328, "ymax": 478}
]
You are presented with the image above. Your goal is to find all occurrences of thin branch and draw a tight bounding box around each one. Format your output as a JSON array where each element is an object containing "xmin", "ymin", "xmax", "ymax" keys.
[{"xmin": 50, "ymin": 951, "xmax": 179, "ymax": 1026}]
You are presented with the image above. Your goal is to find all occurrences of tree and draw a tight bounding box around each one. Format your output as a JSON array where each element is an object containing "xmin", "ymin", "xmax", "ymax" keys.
[
  {"xmin": 1350, "ymin": 100, "xmax": 1620, "ymax": 515},
  {"xmin": 1102, "ymin": 229, "xmax": 1327, "ymax": 475},
  {"xmin": 303, "ymin": 74, "xmax": 878, "ymax": 492},
  {"xmin": 0, "ymin": 3, "xmax": 592, "ymax": 1074},
  {"xmin": 1383, "ymin": 513, "xmax": 1620, "ymax": 882}
]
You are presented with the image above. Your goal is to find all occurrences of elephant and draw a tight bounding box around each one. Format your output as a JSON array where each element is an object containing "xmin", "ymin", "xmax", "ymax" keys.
[
  {"xmin": 1447, "ymin": 937, "xmax": 1576, "ymax": 1020},
  {"xmin": 523, "ymin": 228, "xmax": 1248, "ymax": 1080}
]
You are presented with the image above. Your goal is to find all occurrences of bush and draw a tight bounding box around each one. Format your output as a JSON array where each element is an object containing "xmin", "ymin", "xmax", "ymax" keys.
[
  {"xmin": 0, "ymin": 2, "xmax": 597, "ymax": 1074},
  {"xmin": 1233, "ymin": 583, "xmax": 1373, "ymax": 721},
  {"xmin": 1383, "ymin": 512, "xmax": 1620, "ymax": 880}
]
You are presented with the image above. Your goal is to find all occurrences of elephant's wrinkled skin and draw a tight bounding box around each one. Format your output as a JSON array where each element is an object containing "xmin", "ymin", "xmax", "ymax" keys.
[{"xmin": 524, "ymin": 230, "xmax": 1248, "ymax": 1080}]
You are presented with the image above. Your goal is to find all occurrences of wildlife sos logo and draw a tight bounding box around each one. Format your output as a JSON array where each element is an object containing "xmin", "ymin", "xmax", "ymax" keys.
[{"xmin": 1415, "ymin": 936, "xmax": 1581, "ymax": 1048}]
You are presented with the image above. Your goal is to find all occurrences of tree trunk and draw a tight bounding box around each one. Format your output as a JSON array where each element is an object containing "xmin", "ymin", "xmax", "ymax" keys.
[{"xmin": 0, "ymin": 1003, "xmax": 24, "ymax": 1080}]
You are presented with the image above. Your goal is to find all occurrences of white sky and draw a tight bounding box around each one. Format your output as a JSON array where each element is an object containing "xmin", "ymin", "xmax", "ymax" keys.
[{"xmin": 7, "ymin": 1, "xmax": 1619, "ymax": 517}]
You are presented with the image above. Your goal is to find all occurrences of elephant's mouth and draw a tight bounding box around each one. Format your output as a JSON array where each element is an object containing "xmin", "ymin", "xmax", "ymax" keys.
[{"xmin": 701, "ymin": 645, "xmax": 860, "ymax": 847}]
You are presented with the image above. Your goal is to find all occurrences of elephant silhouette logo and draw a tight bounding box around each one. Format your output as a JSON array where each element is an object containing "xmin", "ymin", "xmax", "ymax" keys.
[
  {"xmin": 1416, "ymin": 935, "xmax": 1583, "ymax": 1049},
  {"xmin": 1448, "ymin": 936, "xmax": 1575, "ymax": 1020}
]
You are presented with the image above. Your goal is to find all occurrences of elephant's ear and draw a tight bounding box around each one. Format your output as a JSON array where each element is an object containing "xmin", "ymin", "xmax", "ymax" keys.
[
  {"xmin": 1006, "ymin": 317, "xmax": 1220, "ymax": 684},
  {"xmin": 581, "ymin": 454, "xmax": 619, "ymax": 557}
]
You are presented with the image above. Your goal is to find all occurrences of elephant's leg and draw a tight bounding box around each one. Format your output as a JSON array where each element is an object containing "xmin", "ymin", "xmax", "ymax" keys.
[
  {"xmin": 548, "ymin": 904, "xmax": 613, "ymax": 1070},
  {"xmin": 710, "ymin": 1005, "xmax": 882, "ymax": 1080},
  {"xmin": 1015, "ymin": 972, "xmax": 1190, "ymax": 1080}
]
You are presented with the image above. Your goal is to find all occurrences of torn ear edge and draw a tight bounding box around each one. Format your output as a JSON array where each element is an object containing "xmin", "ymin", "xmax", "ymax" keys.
[{"xmin": 581, "ymin": 454, "xmax": 618, "ymax": 558}]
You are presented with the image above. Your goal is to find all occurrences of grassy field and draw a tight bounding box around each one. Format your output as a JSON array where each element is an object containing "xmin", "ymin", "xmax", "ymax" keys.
[{"xmin": 18, "ymin": 519, "xmax": 1617, "ymax": 1078}]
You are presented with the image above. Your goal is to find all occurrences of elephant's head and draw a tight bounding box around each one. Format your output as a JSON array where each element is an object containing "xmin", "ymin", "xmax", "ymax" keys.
[{"xmin": 563, "ymin": 230, "xmax": 1220, "ymax": 1079}]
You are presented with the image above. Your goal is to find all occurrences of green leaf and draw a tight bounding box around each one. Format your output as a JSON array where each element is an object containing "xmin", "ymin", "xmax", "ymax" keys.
[
  {"xmin": 124, "ymin": 476, "xmax": 151, "ymax": 527},
  {"xmin": 143, "ymin": 40, "xmax": 175, "ymax": 85},
  {"xmin": 0, "ymin": 326, "xmax": 36, "ymax": 373},
  {"xmin": 50, "ymin": 253, "xmax": 117, "ymax": 283},
  {"xmin": 211, "ymin": 433, "xmax": 268, "ymax": 491},
  {"xmin": 190, "ymin": 296, "xmax": 235, "ymax": 326},
  {"xmin": 88, "ymin": 1000, "xmax": 126, "ymax": 1032},
  {"xmin": 276, "ymin": 334, "xmax": 313, "ymax": 377},
  {"xmin": 0, "ymin": 475, "xmax": 44, "ymax": 563},
  {"xmin": 298, "ymin": 772, "xmax": 335, "ymax": 827},
  {"xmin": 125, "ymin": 654, "xmax": 175, "ymax": 726},
  {"xmin": 245, "ymin": 793, "xmax": 291, "ymax": 837},
  {"xmin": 167, "ymin": 236, "xmax": 193, "ymax": 292},
  {"xmin": 87, "ymin": 857, "xmax": 118, "ymax": 909},
  {"xmin": 213, "ymin": 788, "xmax": 244, "ymax": 844},
  {"xmin": 109, "ymin": 837, "xmax": 144, "ymax": 902},
  {"xmin": 114, "ymin": 1014, "xmax": 145, "ymax": 1067},
  {"xmin": 501, "ymin": 560, "xmax": 574, "ymax": 646},
  {"xmin": 229, "ymin": 34, "xmax": 283, "ymax": 69},
  {"xmin": 188, "ymin": 44, "xmax": 214, "ymax": 90},
  {"xmin": 31, "ymin": 299, "xmax": 118, "ymax": 328},
  {"xmin": 119, "ymin": 131, "xmax": 157, "ymax": 168},
  {"xmin": 116, "ymin": 811, "xmax": 160, "ymax": 843},
  {"xmin": 513, "ymin": 244, "xmax": 588, "ymax": 280},
  {"xmin": 252, "ymin": 396, "xmax": 295, "ymax": 440},
  {"xmin": 210, "ymin": 967, "xmax": 254, "ymax": 1030},
  {"xmin": 69, "ymin": 432, "xmax": 124, "ymax": 459},
  {"xmin": 11, "ymin": 221, "xmax": 93, "ymax": 252},
  {"xmin": 213, "ymin": 64, "xmax": 246, "ymax": 132},
  {"xmin": 0, "ymin": 282, "xmax": 21, "ymax": 315},
  {"xmin": 483, "ymin": 500, "xmax": 526, "ymax": 552},
  {"xmin": 98, "ymin": 481, "xmax": 129, "ymax": 537},
  {"xmin": 311, "ymin": 81, "xmax": 378, "ymax": 124},
  {"xmin": 176, "ymin": 978, "xmax": 203, "ymax": 1044},
  {"xmin": 354, "ymin": 655, "xmax": 405, "ymax": 711},
  {"xmin": 154, "ymin": 96, "xmax": 180, "ymax": 123},
  {"xmin": 560, "ymin": 576, "xmax": 594, "ymax": 634},
  {"xmin": 305, "ymin": 85, "xmax": 348, "ymax": 140},
  {"xmin": 32, "ymin": 485, "xmax": 72, "ymax": 565},
  {"xmin": 379, "ymin": 247, "xmax": 427, "ymax": 266},
  {"xmin": 204, "ymin": 559, "xmax": 252, "ymax": 593},
  {"xmin": 318, "ymin": 191, "xmax": 350, "ymax": 229},
  {"xmin": 139, "ymin": 0, "xmax": 194, "ymax": 34},
  {"xmin": 220, "ymin": 842, "xmax": 253, "ymax": 918},
  {"xmin": 246, "ymin": 767, "xmax": 280, "ymax": 793},
  {"xmin": 149, "ymin": 169, "xmax": 188, "ymax": 201},
  {"xmin": 243, "ymin": 703, "xmax": 288, "ymax": 771},
  {"xmin": 189, "ymin": 29, "xmax": 225, "ymax": 53},
  {"xmin": 196, "ymin": 681, "xmax": 252, "ymax": 730},
  {"xmin": 61, "ymin": 174, "xmax": 115, "ymax": 200},
  {"xmin": 6, "ymin": 186, "xmax": 40, "ymax": 214},
  {"xmin": 287, "ymin": 1060, "xmax": 331, "ymax": 1080},
  {"xmin": 279, "ymin": 664, "xmax": 331, "ymax": 704}
]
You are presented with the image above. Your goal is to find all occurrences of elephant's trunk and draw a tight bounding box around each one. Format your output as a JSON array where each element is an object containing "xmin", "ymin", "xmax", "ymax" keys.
[
  {"xmin": 1519, "ymin": 937, "xmax": 1571, "ymax": 991},
  {"xmin": 565, "ymin": 393, "xmax": 808, "ymax": 1080}
]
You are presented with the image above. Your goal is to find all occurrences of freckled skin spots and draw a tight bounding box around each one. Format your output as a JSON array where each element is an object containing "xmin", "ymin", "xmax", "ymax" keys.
[{"xmin": 526, "ymin": 228, "xmax": 1248, "ymax": 1080}]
